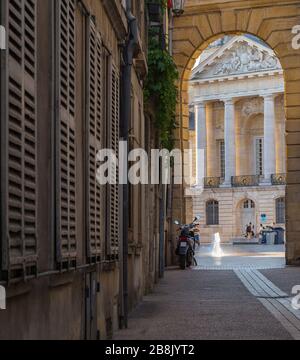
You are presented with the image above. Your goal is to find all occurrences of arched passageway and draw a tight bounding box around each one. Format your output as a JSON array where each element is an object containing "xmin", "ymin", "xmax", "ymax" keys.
[{"xmin": 171, "ymin": 0, "xmax": 300, "ymax": 265}]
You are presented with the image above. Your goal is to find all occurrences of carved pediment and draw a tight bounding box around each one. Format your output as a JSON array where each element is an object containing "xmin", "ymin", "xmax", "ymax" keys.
[{"xmin": 192, "ymin": 36, "xmax": 282, "ymax": 80}]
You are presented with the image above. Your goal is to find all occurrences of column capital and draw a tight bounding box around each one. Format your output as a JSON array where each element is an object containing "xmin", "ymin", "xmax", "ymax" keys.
[
  {"xmin": 194, "ymin": 101, "xmax": 207, "ymax": 109},
  {"xmin": 261, "ymin": 93, "xmax": 276, "ymax": 101},
  {"xmin": 221, "ymin": 98, "xmax": 236, "ymax": 106}
]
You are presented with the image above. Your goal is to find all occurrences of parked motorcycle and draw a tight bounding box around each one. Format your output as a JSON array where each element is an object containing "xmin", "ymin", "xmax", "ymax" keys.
[{"xmin": 174, "ymin": 217, "xmax": 200, "ymax": 270}]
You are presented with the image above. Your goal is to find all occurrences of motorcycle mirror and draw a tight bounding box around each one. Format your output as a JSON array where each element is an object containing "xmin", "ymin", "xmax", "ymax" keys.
[
  {"xmin": 194, "ymin": 215, "xmax": 200, "ymax": 221},
  {"xmin": 174, "ymin": 220, "xmax": 180, "ymax": 226}
]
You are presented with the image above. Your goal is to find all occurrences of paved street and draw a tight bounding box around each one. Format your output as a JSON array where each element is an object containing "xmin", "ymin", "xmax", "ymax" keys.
[
  {"xmin": 114, "ymin": 245, "xmax": 300, "ymax": 340},
  {"xmin": 195, "ymin": 244, "xmax": 286, "ymax": 270}
]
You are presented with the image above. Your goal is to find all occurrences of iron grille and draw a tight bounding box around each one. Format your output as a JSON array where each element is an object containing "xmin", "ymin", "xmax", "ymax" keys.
[
  {"xmin": 232, "ymin": 175, "xmax": 260, "ymax": 187},
  {"xmin": 271, "ymin": 174, "xmax": 286, "ymax": 186}
]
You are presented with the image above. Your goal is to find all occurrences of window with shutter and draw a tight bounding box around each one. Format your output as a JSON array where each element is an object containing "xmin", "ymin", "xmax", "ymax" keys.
[
  {"xmin": 206, "ymin": 200, "xmax": 219, "ymax": 226},
  {"xmin": 55, "ymin": 0, "xmax": 77, "ymax": 265},
  {"xmin": 106, "ymin": 63, "xmax": 120, "ymax": 259},
  {"xmin": 86, "ymin": 20, "xmax": 102, "ymax": 262},
  {"xmin": 1, "ymin": 0, "xmax": 38, "ymax": 280}
]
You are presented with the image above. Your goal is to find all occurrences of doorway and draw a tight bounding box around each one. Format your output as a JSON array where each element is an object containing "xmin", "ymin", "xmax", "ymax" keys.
[{"xmin": 239, "ymin": 199, "xmax": 256, "ymax": 237}]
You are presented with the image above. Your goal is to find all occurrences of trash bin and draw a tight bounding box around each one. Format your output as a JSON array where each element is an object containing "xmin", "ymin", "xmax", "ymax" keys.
[
  {"xmin": 274, "ymin": 227, "xmax": 285, "ymax": 245},
  {"xmin": 261, "ymin": 231, "xmax": 268, "ymax": 244},
  {"xmin": 266, "ymin": 231, "xmax": 276, "ymax": 245}
]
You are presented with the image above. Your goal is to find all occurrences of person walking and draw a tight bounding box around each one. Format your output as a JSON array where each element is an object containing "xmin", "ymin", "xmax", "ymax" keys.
[{"xmin": 246, "ymin": 223, "xmax": 252, "ymax": 239}]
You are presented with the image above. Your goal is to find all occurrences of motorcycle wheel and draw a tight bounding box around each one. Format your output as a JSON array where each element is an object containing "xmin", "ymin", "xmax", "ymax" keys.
[
  {"xmin": 179, "ymin": 256, "xmax": 186, "ymax": 270},
  {"xmin": 187, "ymin": 251, "xmax": 193, "ymax": 267}
]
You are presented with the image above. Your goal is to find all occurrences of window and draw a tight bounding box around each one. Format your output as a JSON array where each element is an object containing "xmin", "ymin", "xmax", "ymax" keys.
[
  {"xmin": 276, "ymin": 197, "xmax": 285, "ymax": 224},
  {"xmin": 56, "ymin": 0, "xmax": 77, "ymax": 264},
  {"xmin": 189, "ymin": 111, "xmax": 195, "ymax": 130},
  {"xmin": 105, "ymin": 54, "xmax": 120, "ymax": 259},
  {"xmin": 86, "ymin": 19, "xmax": 103, "ymax": 261},
  {"xmin": 255, "ymin": 138, "xmax": 264, "ymax": 176},
  {"xmin": 243, "ymin": 200, "xmax": 255, "ymax": 209},
  {"xmin": 206, "ymin": 200, "xmax": 219, "ymax": 225},
  {"xmin": 1, "ymin": 0, "xmax": 39, "ymax": 279},
  {"xmin": 219, "ymin": 140, "xmax": 225, "ymax": 179}
]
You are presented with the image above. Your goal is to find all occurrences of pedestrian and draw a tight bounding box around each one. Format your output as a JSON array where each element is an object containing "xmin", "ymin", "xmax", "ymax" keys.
[
  {"xmin": 252, "ymin": 223, "xmax": 255, "ymax": 238},
  {"xmin": 246, "ymin": 223, "xmax": 252, "ymax": 239},
  {"xmin": 259, "ymin": 224, "xmax": 265, "ymax": 244}
]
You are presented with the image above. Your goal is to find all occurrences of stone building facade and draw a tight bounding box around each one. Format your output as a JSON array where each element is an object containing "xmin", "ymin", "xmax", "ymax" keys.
[
  {"xmin": 187, "ymin": 36, "xmax": 286, "ymax": 243},
  {"xmin": 0, "ymin": 0, "xmax": 161, "ymax": 340}
]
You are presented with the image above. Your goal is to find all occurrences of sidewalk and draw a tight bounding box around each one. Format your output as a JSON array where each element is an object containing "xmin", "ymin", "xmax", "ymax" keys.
[
  {"xmin": 114, "ymin": 269, "xmax": 295, "ymax": 340},
  {"xmin": 114, "ymin": 245, "xmax": 299, "ymax": 340}
]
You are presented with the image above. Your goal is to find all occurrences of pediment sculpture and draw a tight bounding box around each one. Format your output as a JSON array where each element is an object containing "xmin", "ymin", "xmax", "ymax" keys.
[{"xmin": 214, "ymin": 43, "xmax": 279, "ymax": 76}]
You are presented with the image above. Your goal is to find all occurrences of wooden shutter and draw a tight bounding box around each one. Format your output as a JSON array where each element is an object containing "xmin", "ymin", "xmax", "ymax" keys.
[
  {"xmin": 107, "ymin": 64, "xmax": 120, "ymax": 259},
  {"xmin": 86, "ymin": 20, "xmax": 102, "ymax": 261},
  {"xmin": 55, "ymin": 0, "xmax": 77, "ymax": 265},
  {"xmin": 0, "ymin": 0, "xmax": 38, "ymax": 280}
]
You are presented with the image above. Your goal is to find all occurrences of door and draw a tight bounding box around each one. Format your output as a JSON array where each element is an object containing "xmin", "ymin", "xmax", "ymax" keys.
[
  {"xmin": 85, "ymin": 272, "xmax": 98, "ymax": 340},
  {"xmin": 240, "ymin": 200, "xmax": 256, "ymax": 236}
]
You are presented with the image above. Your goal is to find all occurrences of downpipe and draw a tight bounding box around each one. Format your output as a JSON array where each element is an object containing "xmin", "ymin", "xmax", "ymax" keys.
[{"xmin": 120, "ymin": 0, "xmax": 138, "ymax": 329}]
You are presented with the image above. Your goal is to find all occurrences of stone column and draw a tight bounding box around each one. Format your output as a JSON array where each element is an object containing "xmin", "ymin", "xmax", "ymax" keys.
[
  {"xmin": 223, "ymin": 98, "xmax": 236, "ymax": 186},
  {"xmin": 206, "ymin": 103, "xmax": 215, "ymax": 177},
  {"xmin": 195, "ymin": 102, "xmax": 207, "ymax": 186},
  {"xmin": 263, "ymin": 94, "xmax": 276, "ymax": 182}
]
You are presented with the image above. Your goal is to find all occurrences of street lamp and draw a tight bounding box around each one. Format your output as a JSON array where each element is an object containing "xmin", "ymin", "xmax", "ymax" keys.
[{"xmin": 172, "ymin": 0, "xmax": 186, "ymax": 16}]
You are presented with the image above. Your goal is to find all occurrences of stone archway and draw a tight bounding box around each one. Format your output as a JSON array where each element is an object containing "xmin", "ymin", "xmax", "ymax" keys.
[{"xmin": 172, "ymin": 0, "xmax": 300, "ymax": 265}]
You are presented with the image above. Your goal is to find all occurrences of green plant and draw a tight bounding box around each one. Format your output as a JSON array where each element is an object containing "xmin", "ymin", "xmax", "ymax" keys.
[{"xmin": 144, "ymin": 34, "xmax": 178, "ymax": 150}]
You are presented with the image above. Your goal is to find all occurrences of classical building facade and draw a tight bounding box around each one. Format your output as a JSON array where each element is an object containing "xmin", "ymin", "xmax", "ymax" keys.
[{"xmin": 186, "ymin": 36, "xmax": 286, "ymax": 243}]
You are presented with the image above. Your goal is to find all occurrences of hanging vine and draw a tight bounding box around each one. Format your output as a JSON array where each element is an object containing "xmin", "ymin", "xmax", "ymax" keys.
[{"xmin": 144, "ymin": 1, "xmax": 178, "ymax": 150}]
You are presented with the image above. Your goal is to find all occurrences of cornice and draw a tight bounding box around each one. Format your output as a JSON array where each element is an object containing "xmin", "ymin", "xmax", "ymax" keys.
[{"xmin": 101, "ymin": 0, "xmax": 127, "ymax": 41}]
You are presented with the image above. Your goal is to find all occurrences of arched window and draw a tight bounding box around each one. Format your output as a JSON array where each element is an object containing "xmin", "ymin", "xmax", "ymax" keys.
[
  {"xmin": 243, "ymin": 200, "xmax": 255, "ymax": 209},
  {"xmin": 276, "ymin": 197, "xmax": 285, "ymax": 224},
  {"xmin": 206, "ymin": 200, "xmax": 219, "ymax": 225}
]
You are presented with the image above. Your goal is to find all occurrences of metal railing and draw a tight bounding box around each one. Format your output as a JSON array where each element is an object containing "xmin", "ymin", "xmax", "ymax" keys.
[
  {"xmin": 231, "ymin": 175, "xmax": 260, "ymax": 187},
  {"xmin": 204, "ymin": 177, "xmax": 221, "ymax": 189},
  {"xmin": 203, "ymin": 174, "xmax": 286, "ymax": 189},
  {"xmin": 271, "ymin": 173, "xmax": 287, "ymax": 185}
]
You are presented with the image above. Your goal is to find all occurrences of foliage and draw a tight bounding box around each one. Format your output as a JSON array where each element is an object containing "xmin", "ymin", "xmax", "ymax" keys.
[{"xmin": 144, "ymin": 25, "xmax": 178, "ymax": 150}]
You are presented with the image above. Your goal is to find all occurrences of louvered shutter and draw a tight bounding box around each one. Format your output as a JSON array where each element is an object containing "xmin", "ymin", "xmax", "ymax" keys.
[
  {"xmin": 86, "ymin": 20, "xmax": 102, "ymax": 261},
  {"xmin": 55, "ymin": 0, "xmax": 77, "ymax": 264},
  {"xmin": 1, "ymin": 0, "xmax": 38, "ymax": 279},
  {"xmin": 107, "ymin": 65, "xmax": 120, "ymax": 259}
]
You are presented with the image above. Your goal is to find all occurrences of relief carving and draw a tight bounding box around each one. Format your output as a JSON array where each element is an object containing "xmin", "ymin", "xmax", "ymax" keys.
[
  {"xmin": 242, "ymin": 98, "xmax": 263, "ymax": 117},
  {"xmin": 214, "ymin": 42, "xmax": 280, "ymax": 76}
]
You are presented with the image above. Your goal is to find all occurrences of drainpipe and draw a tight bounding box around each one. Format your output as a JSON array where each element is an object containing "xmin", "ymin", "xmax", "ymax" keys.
[{"xmin": 120, "ymin": 0, "xmax": 138, "ymax": 329}]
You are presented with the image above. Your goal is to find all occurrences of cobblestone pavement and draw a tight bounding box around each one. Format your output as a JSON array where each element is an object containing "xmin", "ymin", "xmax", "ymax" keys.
[{"xmin": 114, "ymin": 245, "xmax": 300, "ymax": 340}]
